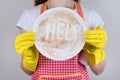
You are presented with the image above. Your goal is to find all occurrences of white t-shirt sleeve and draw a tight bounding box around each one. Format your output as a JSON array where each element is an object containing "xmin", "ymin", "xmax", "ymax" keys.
[
  {"xmin": 16, "ymin": 10, "xmax": 33, "ymax": 31},
  {"xmin": 88, "ymin": 9, "xmax": 104, "ymax": 29}
]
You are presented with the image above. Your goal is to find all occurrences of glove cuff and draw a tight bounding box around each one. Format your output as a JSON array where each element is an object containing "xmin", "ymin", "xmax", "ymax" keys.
[
  {"xmin": 23, "ymin": 51, "xmax": 39, "ymax": 71},
  {"xmin": 87, "ymin": 49, "xmax": 105, "ymax": 65}
]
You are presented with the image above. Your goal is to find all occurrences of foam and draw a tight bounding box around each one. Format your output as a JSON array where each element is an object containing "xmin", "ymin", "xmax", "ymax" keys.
[{"xmin": 33, "ymin": 7, "xmax": 86, "ymax": 60}]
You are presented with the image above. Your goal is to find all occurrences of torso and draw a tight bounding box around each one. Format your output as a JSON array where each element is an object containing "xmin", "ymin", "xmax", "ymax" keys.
[{"xmin": 31, "ymin": 2, "xmax": 90, "ymax": 80}]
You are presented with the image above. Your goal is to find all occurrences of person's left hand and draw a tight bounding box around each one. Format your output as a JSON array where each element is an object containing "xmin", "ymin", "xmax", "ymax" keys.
[
  {"xmin": 83, "ymin": 26, "xmax": 108, "ymax": 65},
  {"xmin": 85, "ymin": 26, "xmax": 107, "ymax": 49}
]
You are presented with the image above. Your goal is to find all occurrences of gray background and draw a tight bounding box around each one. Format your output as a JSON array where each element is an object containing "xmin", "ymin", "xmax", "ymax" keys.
[{"xmin": 0, "ymin": 0, "xmax": 119, "ymax": 80}]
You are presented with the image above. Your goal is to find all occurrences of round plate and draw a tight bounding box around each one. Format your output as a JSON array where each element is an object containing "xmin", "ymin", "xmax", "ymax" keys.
[{"xmin": 33, "ymin": 7, "xmax": 86, "ymax": 61}]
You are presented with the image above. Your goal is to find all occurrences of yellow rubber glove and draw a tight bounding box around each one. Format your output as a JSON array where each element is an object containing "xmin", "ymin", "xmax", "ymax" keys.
[
  {"xmin": 15, "ymin": 31, "xmax": 39, "ymax": 71},
  {"xmin": 83, "ymin": 26, "xmax": 107, "ymax": 65}
]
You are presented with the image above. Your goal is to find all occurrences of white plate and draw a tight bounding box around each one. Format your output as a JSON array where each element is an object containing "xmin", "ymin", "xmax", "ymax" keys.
[{"xmin": 33, "ymin": 7, "xmax": 86, "ymax": 61}]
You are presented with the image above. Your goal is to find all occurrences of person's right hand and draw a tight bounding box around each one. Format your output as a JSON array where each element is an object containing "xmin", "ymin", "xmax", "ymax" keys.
[{"xmin": 15, "ymin": 31, "xmax": 39, "ymax": 71}]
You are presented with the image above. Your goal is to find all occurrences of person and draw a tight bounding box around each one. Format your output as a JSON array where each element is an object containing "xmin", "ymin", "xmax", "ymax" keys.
[{"xmin": 15, "ymin": 0, "xmax": 108, "ymax": 80}]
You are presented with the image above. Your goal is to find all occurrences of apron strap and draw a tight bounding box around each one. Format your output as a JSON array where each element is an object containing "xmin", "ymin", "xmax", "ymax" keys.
[
  {"xmin": 75, "ymin": 2, "xmax": 85, "ymax": 22},
  {"xmin": 40, "ymin": 2, "xmax": 85, "ymax": 22},
  {"xmin": 40, "ymin": 2, "xmax": 47, "ymax": 14}
]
